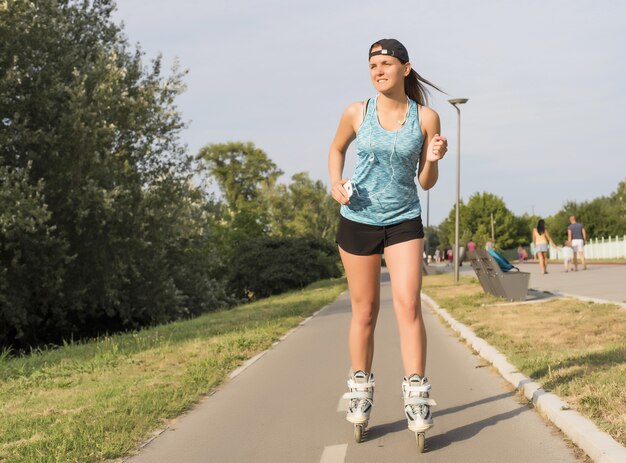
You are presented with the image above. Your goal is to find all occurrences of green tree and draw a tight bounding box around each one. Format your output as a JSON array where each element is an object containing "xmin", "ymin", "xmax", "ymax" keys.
[
  {"xmin": 0, "ymin": 164, "xmax": 68, "ymax": 345},
  {"xmin": 519, "ymin": 212, "xmax": 542, "ymax": 246},
  {"xmin": 129, "ymin": 177, "xmax": 232, "ymax": 324},
  {"xmin": 229, "ymin": 236, "xmax": 341, "ymax": 300},
  {"xmin": 266, "ymin": 172, "xmax": 339, "ymax": 241},
  {"xmin": 437, "ymin": 218, "xmax": 452, "ymax": 251},
  {"xmin": 197, "ymin": 141, "xmax": 283, "ymax": 210},
  {"xmin": 197, "ymin": 141, "xmax": 283, "ymax": 254},
  {"xmin": 545, "ymin": 201, "xmax": 582, "ymax": 243},
  {"xmin": 446, "ymin": 192, "xmax": 526, "ymax": 250},
  {"xmin": 547, "ymin": 183, "xmax": 626, "ymax": 242},
  {"xmin": 1, "ymin": 0, "xmax": 231, "ymax": 347},
  {"xmin": 424, "ymin": 225, "xmax": 440, "ymax": 257}
]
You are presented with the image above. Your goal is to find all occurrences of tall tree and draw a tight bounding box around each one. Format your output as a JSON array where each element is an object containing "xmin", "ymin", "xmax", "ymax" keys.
[
  {"xmin": 0, "ymin": 163, "xmax": 68, "ymax": 345},
  {"xmin": 546, "ymin": 179, "xmax": 625, "ymax": 242},
  {"xmin": 266, "ymin": 172, "xmax": 339, "ymax": 241},
  {"xmin": 197, "ymin": 141, "xmax": 283, "ymax": 254},
  {"xmin": 0, "ymin": 0, "xmax": 230, "ymax": 347},
  {"xmin": 446, "ymin": 192, "xmax": 527, "ymax": 249},
  {"xmin": 437, "ymin": 218, "xmax": 452, "ymax": 251},
  {"xmin": 423, "ymin": 225, "xmax": 440, "ymax": 256},
  {"xmin": 612, "ymin": 179, "xmax": 626, "ymax": 231},
  {"xmin": 197, "ymin": 141, "xmax": 283, "ymax": 210}
]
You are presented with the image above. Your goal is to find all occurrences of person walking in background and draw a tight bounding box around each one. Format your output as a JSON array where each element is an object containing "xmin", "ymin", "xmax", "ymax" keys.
[
  {"xmin": 521, "ymin": 247, "xmax": 528, "ymax": 261},
  {"xmin": 561, "ymin": 240, "xmax": 575, "ymax": 272},
  {"xmin": 328, "ymin": 38, "xmax": 447, "ymax": 446},
  {"xmin": 567, "ymin": 215, "xmax": 587, "ymax": 271},
  {"xmin": 467, "ymin": 239, "xmax": 476, "ymax": 253},
  {"xmin": 532, "ymin": 219, "xmax": 556, "ymax": 274}
]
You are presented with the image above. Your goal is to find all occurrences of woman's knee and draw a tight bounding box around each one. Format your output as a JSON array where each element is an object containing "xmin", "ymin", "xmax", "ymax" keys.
[
  {"xmin": 393, "ymin": 297, "xmax": 422, "ymax": 320},
  {"xmin": 350, "ymin": 300, "xmax": 378, "ymax": 328}
]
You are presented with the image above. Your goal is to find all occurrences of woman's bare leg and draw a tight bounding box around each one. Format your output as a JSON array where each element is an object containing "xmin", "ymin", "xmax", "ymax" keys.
[
  {"xmin": 383, "ymin": 239, "xmax": 426, "ymax": 376},
  {"xmin": 538, "ymin": 252, "xmax": 546, "ymax": 274},
  {"xmin": 339, "ymin": 247, "xmax": 381, "ymax": 372}
]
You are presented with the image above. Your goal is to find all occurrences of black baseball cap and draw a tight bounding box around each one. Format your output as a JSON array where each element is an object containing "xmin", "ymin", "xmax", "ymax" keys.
[{"xmin": 369, "ymin": 38, "xmax": 409, "ymax": 62}]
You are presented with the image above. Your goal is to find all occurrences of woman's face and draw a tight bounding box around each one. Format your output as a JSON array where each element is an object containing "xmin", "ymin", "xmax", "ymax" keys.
[{"xmin": 368, "ymin": 46, "xmax": 410, "ymax": 93}]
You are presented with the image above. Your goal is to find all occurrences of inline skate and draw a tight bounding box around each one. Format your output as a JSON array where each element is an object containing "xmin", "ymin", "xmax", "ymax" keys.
[
  {"xmin": 402, "ymin": 374, "xmax": 436, "ymax": 452},
  {"xmin": 342, "ymin": 370, "xmax": 375, "ymax": 442}
]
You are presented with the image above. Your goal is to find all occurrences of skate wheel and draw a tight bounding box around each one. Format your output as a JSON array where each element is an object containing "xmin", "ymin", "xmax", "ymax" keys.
[
  {"xmin": 354, "ymin": 424, "xmax": 365, "ymax": 443},
  {"xmin": 416, "ymin": 432, "xmax": 425, "ymax": 453}
]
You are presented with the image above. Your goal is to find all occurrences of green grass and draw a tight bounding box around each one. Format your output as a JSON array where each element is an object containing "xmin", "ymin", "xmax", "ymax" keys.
[
  {"xmin": 423, "ymin": 273, "xmax": 626, "ymax": 447},
  {"xmin": 0, "ymin": 277, "xmax": 347, "ymax": 463}
]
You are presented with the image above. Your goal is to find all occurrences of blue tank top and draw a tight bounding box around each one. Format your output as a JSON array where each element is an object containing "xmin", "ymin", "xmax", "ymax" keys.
[{"xmin": 340, "ymin": 95, "xmax": 424, "ymax": 226}]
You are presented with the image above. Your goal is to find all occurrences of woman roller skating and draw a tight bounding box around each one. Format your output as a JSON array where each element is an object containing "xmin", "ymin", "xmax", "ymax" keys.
[{"xmin": 328, "ymin": 38, "xmax": 447, "ymax": 452}]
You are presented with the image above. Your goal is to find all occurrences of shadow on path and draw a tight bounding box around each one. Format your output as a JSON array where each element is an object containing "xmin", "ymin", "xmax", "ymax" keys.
[
  {"xmin": 428, "ymin": 405, "xmax": 529, "ymax": 451},
  {"xmin": 365, "ymin": 392, "xmax": 528, "ymax": 450},
  {"xmin": 366, "ymin": 419, "xmax": 407, "ymax": 440},
  {"xmin": 435, "ymin": 392, "xmax": 515, "ymax": 418}
]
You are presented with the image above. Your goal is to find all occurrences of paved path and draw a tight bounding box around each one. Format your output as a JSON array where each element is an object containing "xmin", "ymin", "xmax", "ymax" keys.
[
  {"xmin": 126, "ymin": 271, "xmax": 581, "ymax": 463},
  {"xmin": 432, "ymin": 261, "xmax": 626, "ymax": 305},
  {"xmin": 517, "ymin": 262, "xmax": 626, "ymax": 305}
]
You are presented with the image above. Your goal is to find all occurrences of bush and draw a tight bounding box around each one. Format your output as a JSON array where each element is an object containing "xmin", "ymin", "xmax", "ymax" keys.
[
  {"xmin": 0, "ymin": 165, "xmax": 68, "ymax": 346},
  {"xmin": 229, "ymin": 236, "xmax": 341, "ymax": 299}
]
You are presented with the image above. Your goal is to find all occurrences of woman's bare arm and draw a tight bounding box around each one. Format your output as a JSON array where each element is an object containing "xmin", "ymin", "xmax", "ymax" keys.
[
  {"xmin": 417, "ymin": 106, "xmax": 447, "ymax": 190},
  {"xmin": 328, "ymin": 102, "xmax": 361, "ymax": 204}
]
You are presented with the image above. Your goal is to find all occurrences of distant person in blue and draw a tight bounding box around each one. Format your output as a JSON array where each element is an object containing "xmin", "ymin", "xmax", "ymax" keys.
[
  {"xmin": 567, "ymin": 215, "xmax": 587, "ymax": 271},
  {"xmin": 328, "ymin": 38, "xmax": 447, "ymax": 443}
]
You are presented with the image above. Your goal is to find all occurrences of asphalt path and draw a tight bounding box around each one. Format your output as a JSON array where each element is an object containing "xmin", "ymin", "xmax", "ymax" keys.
[
  {"xmin": 126, "ymin": 270, "xmax": 582, "ymax": 463},
  {"xmin": 517, "ymin": 261, "xmax": 626, "ymax": 305},
  {"xmin": 438, "ymin": 260, "xmax": 626, "ymax": 306}
]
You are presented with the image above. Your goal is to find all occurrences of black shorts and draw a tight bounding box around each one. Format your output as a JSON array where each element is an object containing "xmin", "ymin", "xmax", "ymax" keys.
[{"xmin": 336, "ymin": 215, "xmax": 425, "ymax": 256}]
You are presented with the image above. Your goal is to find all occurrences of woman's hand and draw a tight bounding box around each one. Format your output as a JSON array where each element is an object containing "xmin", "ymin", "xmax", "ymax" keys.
[
  {"xmin": 331, "ymin": 179, "xmax": 351, "ymax": 205},
  {"xmin": 425, "ymin": 134, "xmax": 448, "ymax": 162}
]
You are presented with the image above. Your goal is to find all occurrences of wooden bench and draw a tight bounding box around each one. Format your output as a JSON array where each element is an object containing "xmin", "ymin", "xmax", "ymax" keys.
[{"xmin": 467, "ymin": 249, "xmax": 530, "ymax": 301}]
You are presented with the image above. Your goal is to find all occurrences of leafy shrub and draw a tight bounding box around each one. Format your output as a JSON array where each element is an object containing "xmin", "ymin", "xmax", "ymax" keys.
[
  {"xmin": 0, "ymin": 165, "xmax": 68, "ymax": 346},
  {"xmin": 229, "ymin": 236, "xmax": 341, "ymax": 299}
]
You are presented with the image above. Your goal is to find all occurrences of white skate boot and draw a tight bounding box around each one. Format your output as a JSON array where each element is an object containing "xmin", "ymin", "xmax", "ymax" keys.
[
  {"xmin": 402, "ymin": 374, "xmax": 436, "ymax": 452},
  {"xmin": 342, "ymin": 370, "xmax": 375, "ymax": 442}
]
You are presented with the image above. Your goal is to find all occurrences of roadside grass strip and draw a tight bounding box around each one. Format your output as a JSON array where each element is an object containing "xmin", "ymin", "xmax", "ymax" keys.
[
  {"xmin": 422, "ymin": 273, "xmax": 626, "ymax": 448},
  {"xmin": 0, "ymin": 278, "xmax": 347, "ymax": 463}
]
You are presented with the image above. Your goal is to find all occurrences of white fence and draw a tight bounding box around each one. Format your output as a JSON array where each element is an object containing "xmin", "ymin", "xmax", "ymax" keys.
[
  {"xmin": 548, "ymin": 235, "xmax": 626, "ymax": 260},
  {"xmin": 584, "ymin": 235, "xmax": 626, "ymax": 259}
]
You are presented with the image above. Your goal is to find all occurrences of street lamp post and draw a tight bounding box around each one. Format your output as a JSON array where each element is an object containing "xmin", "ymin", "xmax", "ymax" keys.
[{"xmin": 448, "ymin": 98, "xmax": 468, "ymax": 283}]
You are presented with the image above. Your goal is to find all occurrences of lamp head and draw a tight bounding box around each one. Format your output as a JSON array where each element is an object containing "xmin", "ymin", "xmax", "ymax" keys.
[{"xmin": 448, "ymin": 98, "xmax": 469, "ymax": 105}]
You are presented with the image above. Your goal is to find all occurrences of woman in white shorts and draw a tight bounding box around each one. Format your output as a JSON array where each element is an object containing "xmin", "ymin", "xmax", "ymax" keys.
[{"xmin": 533, "ymin": 219, "xmax": 556, "ymax": 274}]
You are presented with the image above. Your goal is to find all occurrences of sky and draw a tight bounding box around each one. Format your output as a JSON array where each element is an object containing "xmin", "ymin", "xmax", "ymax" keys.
[{"xmin": 113, "ymin": 0, "xmax": 626, "ymax": 226}]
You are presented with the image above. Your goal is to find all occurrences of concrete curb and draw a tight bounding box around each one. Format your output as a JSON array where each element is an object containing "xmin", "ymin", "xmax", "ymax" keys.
[{"xmin": 422, "ymin": 292, "xmax": 626, "ymax": 463}]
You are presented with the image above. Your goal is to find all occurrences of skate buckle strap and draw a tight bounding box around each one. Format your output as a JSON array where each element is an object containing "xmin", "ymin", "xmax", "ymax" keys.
[
  {"xmin": 403, "ymin": 383, "xmax": 431, "ymax": 393},
  {"xmin": 404, "ymin": 396, "xmax": 437, "ymax": 407},
  {"xmin": 346, "ymin": 378, "xmax": 375, "ymax": 389}
]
